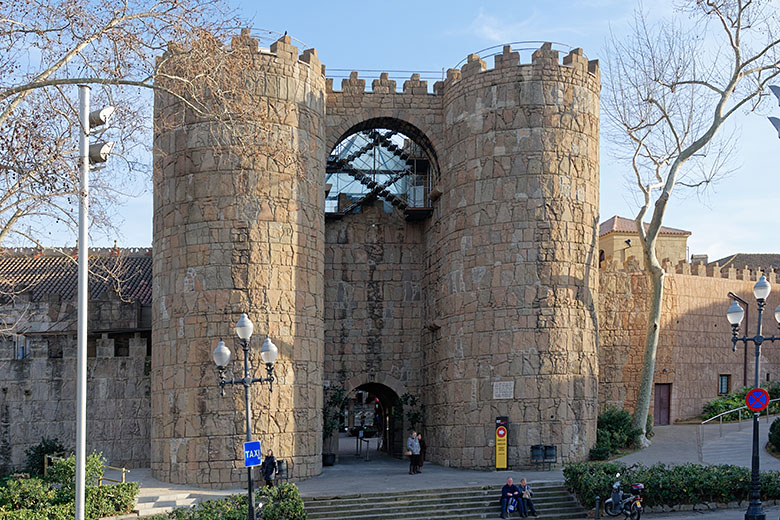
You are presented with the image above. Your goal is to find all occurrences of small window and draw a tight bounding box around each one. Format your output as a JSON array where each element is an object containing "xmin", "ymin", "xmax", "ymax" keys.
[{"xmin": 718, "ymin": 374, "xmax": 731, "ymax": 395}]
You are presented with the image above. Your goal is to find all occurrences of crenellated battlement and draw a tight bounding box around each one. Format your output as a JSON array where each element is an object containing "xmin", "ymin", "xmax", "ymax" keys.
[
  {"xmin": 325, "ymin": 42, "xmax": 599, "ymax": 96},
  {"xmin": 601, "ymin": 257, "xmax": 777, "ymax": 284}
]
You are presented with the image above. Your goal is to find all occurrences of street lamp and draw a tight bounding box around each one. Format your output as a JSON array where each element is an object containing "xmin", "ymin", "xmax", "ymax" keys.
[
  {"xmin": 727, "ymin": 275, "xmax": 780, "ymax": 520},
  {"xmin": 213, "ymin": 313, "xmax": 278, "ymax": 520}
]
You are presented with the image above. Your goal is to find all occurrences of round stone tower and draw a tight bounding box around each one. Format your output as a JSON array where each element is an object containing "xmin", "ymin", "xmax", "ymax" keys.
[
  {"xmin": 423, "ymin": 44, "xmax": 600, "ymax": 467},
  {"xmin": 151, "ymin": 32, "xmax": 326, "ymax": 486}
]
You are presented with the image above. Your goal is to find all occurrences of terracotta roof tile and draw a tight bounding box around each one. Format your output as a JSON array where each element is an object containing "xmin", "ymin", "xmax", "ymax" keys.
[
  {"xmin": 599, "ymin": 215, "xmax": 691, "ymax": 237},
  {"xmin": 0, "ymin": 249, "xmax": 152, "ymax": 304}
]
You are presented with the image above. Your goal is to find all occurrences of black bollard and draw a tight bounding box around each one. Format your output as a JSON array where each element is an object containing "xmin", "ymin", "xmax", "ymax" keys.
[{"xmin": 595, "ymin": 496, "xmax": 600, "ymax": 520}]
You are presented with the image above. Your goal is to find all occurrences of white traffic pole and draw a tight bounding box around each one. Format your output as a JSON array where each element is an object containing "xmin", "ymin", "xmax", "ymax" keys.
[{"xmin": 76, "ymin": 84, "xmax": 90, "ymax": 520}]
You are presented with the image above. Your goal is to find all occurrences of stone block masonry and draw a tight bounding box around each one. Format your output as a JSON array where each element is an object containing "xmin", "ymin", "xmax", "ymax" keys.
[{"xmin": 155, "ymin": 34, "xmax": 600, "ymax": 486}]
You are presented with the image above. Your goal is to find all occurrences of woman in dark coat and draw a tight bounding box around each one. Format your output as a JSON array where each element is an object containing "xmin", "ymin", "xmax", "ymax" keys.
[
  {"xmin": 259, "ymin": 449, "xmax": 277, "ymax": 487},
  {"xmin": 417, "ymin": 433, "xmax": 427, "ymax": 472}
]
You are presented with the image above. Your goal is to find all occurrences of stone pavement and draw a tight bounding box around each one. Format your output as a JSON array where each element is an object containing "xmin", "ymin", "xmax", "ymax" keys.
[{"xmin": 117, "ymin": 420, "xmax": 780, "ymax": 517}]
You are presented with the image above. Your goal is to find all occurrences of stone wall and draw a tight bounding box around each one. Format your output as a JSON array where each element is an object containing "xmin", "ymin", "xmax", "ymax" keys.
[
  {"xmin": 0, "ymin": 296, "xmax": 150, "ymax": 472},
  {"xmin": 152, "ymin": 32, "xmax": 326, "ymax": 486},
  {"xmin": 323, "ymin": 201, "xmax": 425, "ymax": 395},
  {"xmin": 421, "ymin": 45, "xmax": 601, "ymax": 468},
  {"xmin": 599, "ymin": 262, "xmax": 780, "ymax": 422}
]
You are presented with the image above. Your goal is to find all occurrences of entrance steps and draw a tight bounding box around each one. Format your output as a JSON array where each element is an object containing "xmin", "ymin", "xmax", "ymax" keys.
[{"xmin": 303, "ymin": 482, "xmax": 587, "ymax": 520}]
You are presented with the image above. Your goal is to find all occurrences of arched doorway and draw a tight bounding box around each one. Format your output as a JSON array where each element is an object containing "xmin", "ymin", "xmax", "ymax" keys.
[
  {"xmin": 340, "ymin": 382, "xmax": 404, "ymax": 460},
  {"xmin": 325, "ymin": 121, "xmax": 438, "ymax": 221}
]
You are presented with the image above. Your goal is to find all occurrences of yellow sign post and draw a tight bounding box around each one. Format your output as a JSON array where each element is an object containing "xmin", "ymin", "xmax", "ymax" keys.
[{"xmin": 496, "ymin": 417, "xmax": 508, "ymax": 470}]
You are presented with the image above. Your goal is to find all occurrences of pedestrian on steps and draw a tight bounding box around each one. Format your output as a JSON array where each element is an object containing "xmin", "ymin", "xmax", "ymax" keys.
[{"xmin": 260, "ymin": 449, "xmax": 277, "ymax": 487}]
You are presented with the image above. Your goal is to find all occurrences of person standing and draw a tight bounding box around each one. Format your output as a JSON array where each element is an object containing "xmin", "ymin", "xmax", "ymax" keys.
[
  {"xmin": 417, "ymin": 433, "xmax": 427, "ymax": 472},
  {"xmin": 518, "ymin": 478, "xmax": 537, "ymax": 517},
  {"xmin": 259, "ymin": 449, "xmax": 277, "ymax": 487},
  {"xmin": 500, "ymin": 477, "xmax": 521, "ymax": 519},
  {"xmin": 407, "ymin": 431, "xmax": 420, "ymax": 474}
]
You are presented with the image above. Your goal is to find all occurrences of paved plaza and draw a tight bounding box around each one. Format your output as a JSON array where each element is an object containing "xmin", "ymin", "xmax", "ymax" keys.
[{"xmin": 112, "ymin": 416, "xmax": 780, "ymax": 516}]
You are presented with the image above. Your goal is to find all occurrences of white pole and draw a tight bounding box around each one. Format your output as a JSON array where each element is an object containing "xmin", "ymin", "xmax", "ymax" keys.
[{"xmin": 76, "ymin": 85, "xmax": 90, "ymax": 520}]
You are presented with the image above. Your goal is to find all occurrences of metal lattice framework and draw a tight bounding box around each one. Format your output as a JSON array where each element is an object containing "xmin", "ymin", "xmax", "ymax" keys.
[{"xmin": 325, "ymin": 129, "xmax": 434, "ymax": 218}]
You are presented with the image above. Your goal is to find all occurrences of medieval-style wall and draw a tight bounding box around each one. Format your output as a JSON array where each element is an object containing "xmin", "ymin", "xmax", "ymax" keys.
[
  {"xmin": 0, "ymin": 295, "xmax": 150, "ymax": 472},
  {"xmin": 599, "ymin": 261, "xmax": 780, "ymax": 422},
  {"xmin": 324, "ymin": 201, "xmax": 424, "ymax": 393},
  {"xmin": 152, "ymin": 32, "xmax": 326, "ymax": 486},
  {"xmin": 420, "ymin": 45, "xmax": 600, "ymax": 467}
]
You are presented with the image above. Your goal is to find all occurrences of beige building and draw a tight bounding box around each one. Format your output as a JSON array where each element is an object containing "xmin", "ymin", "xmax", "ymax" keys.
[{"xmin": 599, "ymin": 215, "xmax": 690, "ymax": 269}]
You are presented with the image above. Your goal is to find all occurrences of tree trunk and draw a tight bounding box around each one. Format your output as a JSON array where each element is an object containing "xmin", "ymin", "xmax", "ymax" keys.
[{"xmin": 632, "ymin": 260, "xmax": 665, "ymax": 445}]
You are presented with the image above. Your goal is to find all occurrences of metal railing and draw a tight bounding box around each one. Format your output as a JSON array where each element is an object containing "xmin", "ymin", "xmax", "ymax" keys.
[
  {"xmin": 98, "ymin": 465, "xmax": 129, "ymax": 486},
  {"xmin": 700, "ymin": 397, "xmax": 780, "ymax": 438},
  {"xmin": 43, "ymin": 452, "xmax": 128, "ymax": 486}
]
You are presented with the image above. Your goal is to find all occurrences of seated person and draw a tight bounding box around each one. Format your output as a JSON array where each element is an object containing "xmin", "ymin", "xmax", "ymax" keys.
[
  {"xmin": 500, "ymin": 477, "xmax": 522, "ymax": 518},
  {"xmin": 518, "ymin": 478, "xmax": 537, "ymax": 517}
]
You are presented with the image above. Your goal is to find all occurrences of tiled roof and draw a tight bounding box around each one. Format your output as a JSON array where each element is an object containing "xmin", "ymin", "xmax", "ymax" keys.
[
  {"xmin": 599, "ymin": 215, "xmax": 691, "ymax": 237},
  {"xmin": 710, "ymin": 253, "xmax": 780, "ymax": 272},
  {"xmin": 0, "ymin": 248, "xmax": 152, "ymax": 305}
]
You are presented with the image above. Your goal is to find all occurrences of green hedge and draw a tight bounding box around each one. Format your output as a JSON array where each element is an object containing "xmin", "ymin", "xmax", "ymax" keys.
[
  {"xmin": 564, "ymin": 461, "xmax": 780, "ymax": 508},
  {"xmin": 770, "ymin": 417, "xmax": 780, "ymax": 452},
  {"xmin": 703, "ymin": 381, "xmax": 780, "ymax": 421},
  {"xmin": 159, "ymin": 483, "xmax": 306, "ymax": 520},
  {"xmin": 0, "ymin": 480, "xmax": 138, "ymax": 520}
]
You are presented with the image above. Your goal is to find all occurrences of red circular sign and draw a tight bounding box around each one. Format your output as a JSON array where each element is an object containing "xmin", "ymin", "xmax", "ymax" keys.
[
  {"xmin": 746, "ymin": 388, "xmax": 770, "ymax": 412},
  {"xmin": 496, "ymin": 426, "xmax": 507, "ymax": 438}
]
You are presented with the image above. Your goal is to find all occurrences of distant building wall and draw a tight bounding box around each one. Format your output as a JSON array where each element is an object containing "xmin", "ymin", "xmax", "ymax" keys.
[
  {"xmin": 599, "ymin": 233, "xmax": 689, "ymax": 270},
  {"xmin": 598, "ymin": 261, "xmax": 780, "ymax": 422},
  {"xmin": 0, "ymin": 294, "xmax": 150, "ymax": 472}
]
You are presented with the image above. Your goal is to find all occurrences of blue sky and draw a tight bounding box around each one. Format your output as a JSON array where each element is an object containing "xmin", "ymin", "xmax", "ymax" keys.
[{"xmin": 106, "ymin": 0, "xmax": 779, "ymax": 262}]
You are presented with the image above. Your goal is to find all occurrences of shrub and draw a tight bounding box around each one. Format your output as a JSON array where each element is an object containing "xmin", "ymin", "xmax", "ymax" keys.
[
  {"xmin": 46, "ymin": 451, "xmax": 104, "ymax": 489},
  {"xmin": 0, "ymin": 481, "xmax": 136, "ymax": 520},
  {"xmin": 260, "ymin": 483, "xmax": 307, "ymax": 520},
  {"xmin": 564, "ymin": 461, "xmax": 780, "ymax": 508},
  {"xmin": 589, "ymin": 406, "xmax": 642, "ymax": 460},
  {"xmin": 770, "ymin": 417, "xmax": 780, "ymax": 451},
  {"xmin": 167, "ymin": 494, "xmax": 247, "ymax": 520},
  {"xmin": 703, "ymin": 382, "xmax": 780, "ymax": 422},
  {"xmin": 0, "ymin": 478, "xmax": 55, "ymax": 510},
  {"xmin": 23, "ymin": 438, "xmax": 66, "ymax": 476}
]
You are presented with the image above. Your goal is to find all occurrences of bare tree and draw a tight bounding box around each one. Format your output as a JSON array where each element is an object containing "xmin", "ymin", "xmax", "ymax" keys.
[
  {"xmin": 0, "ymin": 0, "xmax": 253, "ymax": 247},
  {"xmin": 605, "ymin": 0, "xmax": 780, "ymax": 444}
]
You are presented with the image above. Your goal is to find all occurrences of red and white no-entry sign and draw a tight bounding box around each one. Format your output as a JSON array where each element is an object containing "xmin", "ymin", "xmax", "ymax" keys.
[
  {"xmin": 746, "ymin": 388, "xmax": 770, "ymax": 412},
  {"xmin": 496, "ymin": 426, "xmax": 507, "ymax": 438}
]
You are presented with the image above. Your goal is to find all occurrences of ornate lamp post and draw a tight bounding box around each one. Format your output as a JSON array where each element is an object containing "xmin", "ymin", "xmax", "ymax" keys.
[
  {"xmin": 726, "ymin": 275, "xmax": 780, "ymax": 520},
  {"xmin": 213, "ymin": 313, "xmax": 278, "ymax": 520}
]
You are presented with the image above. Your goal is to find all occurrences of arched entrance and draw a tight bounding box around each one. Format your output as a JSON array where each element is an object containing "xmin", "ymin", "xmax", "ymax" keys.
[
  {"xmin": 325, "ymin": 119, "xmax": 438, "ymax": 221},
  {"xmin": 342, "ymin": 382, "xmax": 404, "ymax": 459}
]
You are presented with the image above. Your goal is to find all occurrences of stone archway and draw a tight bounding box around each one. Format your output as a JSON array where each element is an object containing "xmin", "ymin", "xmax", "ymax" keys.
[{"xmin": 342, "ymin": 380, "xmax": 405, "ymax": 458}]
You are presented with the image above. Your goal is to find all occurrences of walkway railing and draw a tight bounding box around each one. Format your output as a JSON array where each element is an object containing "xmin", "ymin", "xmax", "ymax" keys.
[{"xmin": 700, "ymin": 397, "xmax": 780, "ymax": 438}]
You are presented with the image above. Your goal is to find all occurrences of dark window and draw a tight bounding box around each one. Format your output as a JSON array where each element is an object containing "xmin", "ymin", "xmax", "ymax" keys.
[
  {"xmin": 87, "ymin": 335, "xmax": 99, "ymax": 358},
  {"xmin": 718, "ymin": 374, "xmax": 731, "ymax": 395},
  {"xmin": 47, "ymin": 336, "xmax": 63, "ymax": 358},
  {"xmin": 109, "ymin": 333, "xmax": 131, "ymax": 357}
]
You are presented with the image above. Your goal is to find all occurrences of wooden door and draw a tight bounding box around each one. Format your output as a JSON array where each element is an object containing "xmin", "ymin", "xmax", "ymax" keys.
[{"xmin": 654, "ymin": 383, "xmax": 671, "ymax": 425}]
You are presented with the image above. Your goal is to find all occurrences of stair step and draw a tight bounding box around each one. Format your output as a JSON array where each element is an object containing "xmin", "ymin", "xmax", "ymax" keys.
[{"xmin": 303, "ymin": 483, "xmax": 585, "ymax": 520}]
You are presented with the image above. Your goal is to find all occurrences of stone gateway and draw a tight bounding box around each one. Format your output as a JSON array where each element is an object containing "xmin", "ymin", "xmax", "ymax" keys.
[{"xmin": 153, "ymin": 32, "xmax": 600, "ymax": 487}]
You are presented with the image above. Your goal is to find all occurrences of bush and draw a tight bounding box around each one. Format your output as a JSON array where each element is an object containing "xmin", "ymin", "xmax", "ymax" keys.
[
  {"xmin": 0, "ymin": 480, "xmax": 137, "ymax": 520},
  {"xmin": 589, "ymin": 406, "xmax": 642, "ymax": 460},
  {"xmin": 770, "ymin": 417, "xmax": 780, "ymax": 451},
  {"xmin": 260, "ymin": 483, "xmax": 307, "ymax": 520},
  {"xmin": 23, "ymin": 438, "xmax": 66, "ymax": 476},
  {"xmin": 167, "ymin": 495, "xmax": 248, "ymax": 520},
  {"xmin": 564, "ymin": 461, "xmax": 780, "ymax": 508},
  {"xmin": 0, "ymin": 478, "xmax": 55, "ymax": 510},
  {"xmin": 46, "ymin": 451, "xmax": 104, "ymax": 489},
  {"xmin": 703, "ymin": 382, "xmax": 780, "ymax": 421}
]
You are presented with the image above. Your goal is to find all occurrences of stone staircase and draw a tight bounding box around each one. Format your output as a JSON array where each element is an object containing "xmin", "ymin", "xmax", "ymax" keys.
[{"xmin": 303, "ymin": 482, "xmax": 587, "ymax": 520}]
